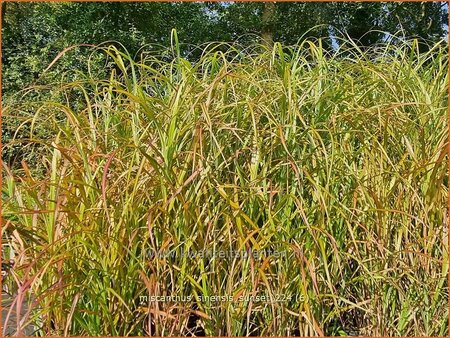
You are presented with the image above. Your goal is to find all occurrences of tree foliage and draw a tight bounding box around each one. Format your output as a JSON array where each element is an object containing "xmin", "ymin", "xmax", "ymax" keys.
[{"xmin": 2, "ymin": 1, "xmax": 448, "ymax": 97}]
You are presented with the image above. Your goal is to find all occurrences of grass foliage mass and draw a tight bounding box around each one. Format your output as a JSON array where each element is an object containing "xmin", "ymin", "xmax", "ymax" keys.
[{"xmin": 2, "ymin": 34, "xmax": 449, "ymax": 336}]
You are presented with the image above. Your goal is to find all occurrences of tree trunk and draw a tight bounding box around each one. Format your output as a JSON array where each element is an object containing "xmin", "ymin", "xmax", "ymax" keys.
[{"xmin": 261, "ymin": 2, "xmax": 276, "ymax": 47}]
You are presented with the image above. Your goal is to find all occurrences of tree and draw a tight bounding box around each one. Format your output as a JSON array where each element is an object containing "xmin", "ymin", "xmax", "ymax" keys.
[
  {"xmin": 333, "ymin": 3, "xmax": 384, "ymax": 46},
  {"xmin": 384, "ymin": 2, "xmax": 447, "ymax": 51},
  {"xmin": 274, "ymin": 2, "xmax": 332, "ymax": 48},
  {"xmin": 2, "ymin": 2, "xmax": 448, "ymax": 98},
  {"xmin": 329, "ymin": 2, "xmax": 447, "ymax": 48},
  {"xmin": 261, "ymin": 2, "xmax": 276, "ymax": 47}
]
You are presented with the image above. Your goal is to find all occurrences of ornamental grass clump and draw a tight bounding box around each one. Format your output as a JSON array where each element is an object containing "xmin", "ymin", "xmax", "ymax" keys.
[{"xmin": 2, "ymin": 33, "xmax": 448, "ymax": 336}]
